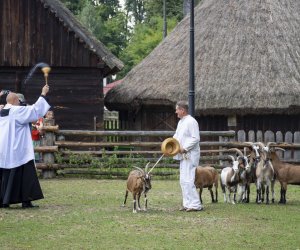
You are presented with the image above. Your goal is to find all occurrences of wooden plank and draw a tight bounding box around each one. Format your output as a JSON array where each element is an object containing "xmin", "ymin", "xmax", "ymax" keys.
[
  {"xmin": 264, "ymin": 130, "xmax": 275, "ymax": 143},
  {"xmin": 284, "ymin": 131, "xmax": 293, "ymax": 161},
  {"xmin": 34, "ymin": 146, "xmax": 58, "ymax": 153},
  {"xmin": 237, "ymin": 130, "xmax": 246, "ymax": 142},
  {"xmin": 248, "ymin": 130, "xmax": 255, "ymax": 142},
  {"xmin": 294, "ymin": 132, "xmax": 300, "ymax": 161},
  {"xmin": 256, "ymin": 130, "xmax": 263, "ymax": 142},
  {"xmin": 58, "ymin": 130, "xmax": 236, "ymax": 137},
  {"xmin": 276, "ymin": 131, "xmax": 284, "ymax": 158}
]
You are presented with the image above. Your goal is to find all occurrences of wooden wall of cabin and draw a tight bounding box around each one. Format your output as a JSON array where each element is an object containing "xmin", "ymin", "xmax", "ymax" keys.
[
  {"xmin": 0, "ymin": 0, "xmax": 104, "ymax": 68},
  {"xmin": 0, "ymin": 67, "xmax": 104, "ymax": 130},
  {"xmin": 118, "ymin": 107, "xmax": 300, "ymax": 134},
  {"xmin": 236, "ymin": 114, "xmax": 300, "ymax": 134}
]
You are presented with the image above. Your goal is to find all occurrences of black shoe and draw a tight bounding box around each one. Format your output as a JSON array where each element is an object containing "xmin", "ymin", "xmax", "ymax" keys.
[
  {"xmin": 0, "ymin": 204, "xmax": 10, "ymax": 208},
  {"xmin": 22, "ymin": 201, "xmax": 39, "ymax": 208}
]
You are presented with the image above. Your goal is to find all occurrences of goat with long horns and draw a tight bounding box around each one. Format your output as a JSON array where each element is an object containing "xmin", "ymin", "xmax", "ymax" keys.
[{"xmin": 122, "ymin": 163, "xmax": 152, "ymax": 213}]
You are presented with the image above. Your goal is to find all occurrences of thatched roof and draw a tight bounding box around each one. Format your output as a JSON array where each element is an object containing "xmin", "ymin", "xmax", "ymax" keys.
[
  {"xmin": 105, "ymin": 0, "xmax": 300, "ymax": 115},
  {"xmin": 41, "ymin": 0, "xmax": 123, "ymax": 74}
]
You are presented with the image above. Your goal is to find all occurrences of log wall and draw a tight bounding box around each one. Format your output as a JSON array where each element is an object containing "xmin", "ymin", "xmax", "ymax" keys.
[{"xmin": 0, "ymin": 0, "xmax": 102, "ymax": 67}]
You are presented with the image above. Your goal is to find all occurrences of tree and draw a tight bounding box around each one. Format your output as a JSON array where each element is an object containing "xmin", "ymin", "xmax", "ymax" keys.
[
  {"xmin": 60, "ymin": 0, "xmax": 87, "ymax": 15},
  {"xmin": 144, "ymin": 0, "xmax": 184, "ymax": 21},
  {"xmin": 124, "ymin": 0, "xmax": 145, "ymax": 24},
  {"xmin": 77, "ymin": 1, "xmax": 127, "ymax": 57},
  {"xmin": 118, "ymin": 16, "xmax": 178, "ymax": 78}
]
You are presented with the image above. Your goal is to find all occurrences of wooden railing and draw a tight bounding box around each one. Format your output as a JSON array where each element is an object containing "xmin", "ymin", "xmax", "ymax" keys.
[{"xmin": 35, "ymin": 122, "xmax": 300, "ymax": 178}]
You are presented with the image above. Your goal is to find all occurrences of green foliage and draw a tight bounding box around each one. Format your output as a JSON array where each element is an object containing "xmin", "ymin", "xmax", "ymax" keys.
[
  {"xmin": 124, "ymin": 0, "xmax": 145, "ymax": 24},
  {"xmin": 60, "ymin": 0, "xmax": 184, "ymax": 76},
  {"xmin": 144, "ymin": 0, "xmax": 184, "ymax": 21},
  {"xmin": 118, "ymin": 15, "xmax": 178, "ymax": 78},
  {"xmin": 54, "ymin": 152, "xmax": 64, "ymax": 164},
  {"xmin": 60, "ymin": 0, "xmax": 87, "ymax": 15},
  {"xmin": 77, "ymin": 1, "xmax": 127, "ymax": 57}
]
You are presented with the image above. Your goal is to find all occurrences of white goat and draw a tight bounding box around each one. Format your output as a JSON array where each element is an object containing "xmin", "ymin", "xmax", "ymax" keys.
[
  {"xmin": 220, "ymin": 155, "xmax": 240, "ymax": 204},
  {"xmin": 255, "ymin": 142, "xmax": 275, "ymax": 204}
]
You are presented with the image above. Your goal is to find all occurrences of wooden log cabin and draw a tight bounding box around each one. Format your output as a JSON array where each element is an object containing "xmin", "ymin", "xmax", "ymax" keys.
[
  {"xmin": 0, "ymin": 0, "xmax": 123, "ymax": 130},
  {"xmin": 105, "ymin": 0, "xmax": 300, "ymax": 136}
]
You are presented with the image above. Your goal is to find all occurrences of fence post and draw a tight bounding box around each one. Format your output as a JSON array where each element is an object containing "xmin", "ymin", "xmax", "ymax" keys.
[
  {"xmin": 284, "ymin": 132, "xmax": 293, "ymax": 162},
  {"xmin": 276, "ymin": 131, "xmax": 284, "ymax": 158},
  {"xmin": 41, "ymin": 115, "xmax": 56, "ymax": 178},
  {"xmin": 294, "ymin": 132, "xmax": 300, "ymax": 161}
]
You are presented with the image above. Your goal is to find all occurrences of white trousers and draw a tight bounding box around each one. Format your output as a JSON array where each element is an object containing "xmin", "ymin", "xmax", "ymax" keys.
[{"xmin": 180, "ymin": 159, "xmax": 202, "ymax": 209}]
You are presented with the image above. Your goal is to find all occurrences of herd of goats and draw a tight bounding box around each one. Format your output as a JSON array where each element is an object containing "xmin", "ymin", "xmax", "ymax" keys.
[{"xmin": 122, "ymin": 142, "xmax": 300, "ymax": 213}]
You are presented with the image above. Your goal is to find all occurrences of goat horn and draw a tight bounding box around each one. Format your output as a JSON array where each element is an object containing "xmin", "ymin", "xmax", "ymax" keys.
[
  {"xmin": 228, "ymin": 148, "xmax": 243, "ymax": 157},
  {"xmin": 133, "ymin": 166, "xmax": 144, "ymax": 173},
  {"xmin": 145, "ymin": 162, "xmax": 150, "ymax": 172},
  {"xmin": 228, "ymin": 155, "xmax": 236, "ymax": 162},
  {"xmin": 243, "ymin": 142, "xmax": 254, "ymax": 146},
  {"xmin": 274, "ymin": 147, "xmax": 285, "ymax": 152},
  {"xmin": 266, "ymin": 142, "xmax": 276, "ymax": 148},
  {"xmin": 254, "ymin": 142, "xmax": 265, "ymax": 149}
]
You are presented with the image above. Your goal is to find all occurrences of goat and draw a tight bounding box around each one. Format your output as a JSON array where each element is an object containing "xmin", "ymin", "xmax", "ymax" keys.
[
  {"xmin": 229, "ymin": 148, "xmax": 250, "ymax": 203},
  {"xmin": 264, "ymin": 145, "xmax": 300, "ymax": 204},
  {"xmin": 220, "ymin": 155, "xmax": 241, "ymax": 204},
  {"xmin": 254, "ymin": 142, "xmax": 275, "ymax": 204},
  {"xmin": 194, "ymin": 166, "xmax": 219, "ymax": 203},
  {"xmin": 122, "ymin": 163, "xmax": 152, "ymax": 213},
  {"xmin": 242, "ymin": 142, "xmax": 261, "ymax": 203}
]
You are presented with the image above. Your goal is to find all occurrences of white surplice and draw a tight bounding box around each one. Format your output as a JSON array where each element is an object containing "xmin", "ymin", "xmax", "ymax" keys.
[
  {"xmin": 0, "ymin": 97, "xmax": 50, "ymax": 169},
  {"xmin": 173, "ymin": 115, "xmax": 202, "ymax": 209}
]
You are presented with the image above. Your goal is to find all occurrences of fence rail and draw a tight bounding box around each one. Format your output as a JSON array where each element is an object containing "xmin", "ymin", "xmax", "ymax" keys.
[{"xmin": 36, "ymin": 126, "xmax": 300, "ymax": 179}]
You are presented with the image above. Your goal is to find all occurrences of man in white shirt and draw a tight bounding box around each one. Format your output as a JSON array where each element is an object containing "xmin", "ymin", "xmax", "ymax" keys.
[
  {"xmin": 0, "ymin": 84, "xmax": 50, "ymax": 208},
  {"xmin": 173, "ymin": 101, "xmax": 203, "ymax": 212}
]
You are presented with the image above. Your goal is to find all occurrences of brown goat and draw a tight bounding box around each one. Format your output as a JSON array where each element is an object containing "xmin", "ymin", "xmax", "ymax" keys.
[
  {"xmin": 122, "ymin": 165, "xmax": 152, "ymax": 213},
  {"xmin": 268, "ymin": 148, "xmax": 300, "ymax": 204},
  {"xmin": 194, "ymin": 166, "xmax": 219, "ymax": 203}
]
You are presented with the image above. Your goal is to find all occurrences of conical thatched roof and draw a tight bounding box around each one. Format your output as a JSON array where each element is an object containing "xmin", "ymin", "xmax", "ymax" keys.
[{"xmin": 105, "ymin": 0, "xmax": 300, "ymax": 115}]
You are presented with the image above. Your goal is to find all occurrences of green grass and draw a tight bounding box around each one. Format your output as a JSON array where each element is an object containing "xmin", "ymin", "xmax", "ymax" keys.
[{"xmin": 0, "ymin": 179, "xmax": 299, "ymax": 250}]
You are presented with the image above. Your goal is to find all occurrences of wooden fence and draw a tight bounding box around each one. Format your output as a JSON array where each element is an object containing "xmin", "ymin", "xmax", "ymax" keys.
[{"xmin": 35, "ymin": 121, "xmax": 300, "ymax": 179}]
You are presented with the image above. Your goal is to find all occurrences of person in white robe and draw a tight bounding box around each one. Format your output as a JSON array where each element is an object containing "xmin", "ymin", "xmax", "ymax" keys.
[
  {"xmin": 0, "ymin": 84, "xmax": 50, "ymax": 208},
  {"xmin": 173, "ymin": 101, "xmax": 203, "ymax": 212}
]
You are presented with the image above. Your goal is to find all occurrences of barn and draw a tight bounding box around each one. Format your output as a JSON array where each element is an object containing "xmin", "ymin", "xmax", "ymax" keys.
[
  {"xmin": 0, "ymin": 0, "xmax": 123, "ymax": 130},
  {"xmin": 105, "ymin": 0, "xmax": 300, "ymax": 134}
]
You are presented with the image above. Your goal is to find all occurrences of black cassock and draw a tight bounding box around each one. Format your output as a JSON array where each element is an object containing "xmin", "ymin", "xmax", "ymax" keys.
[
  {"xmin": 0, "ymin": 160, "xmax": 44, "ymax": 205},
  {"xmin": 0, "ymin": 107, "xmax": 44, "ymax": 207}
]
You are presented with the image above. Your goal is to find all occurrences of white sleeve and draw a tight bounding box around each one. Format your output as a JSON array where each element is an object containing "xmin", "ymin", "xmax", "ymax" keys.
[
  {"xmin": 183, "ymin": 119, "xmax": 200, "ymax": 151},
  {"xmin": 13, "ymin": 97, "xmax": 51, "ymax": 125}
]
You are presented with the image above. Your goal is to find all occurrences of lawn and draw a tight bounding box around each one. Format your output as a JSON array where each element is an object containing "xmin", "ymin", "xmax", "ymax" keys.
[{"xmin": 0, "ymin": 178, "xmax": 299, "ymax": 250}]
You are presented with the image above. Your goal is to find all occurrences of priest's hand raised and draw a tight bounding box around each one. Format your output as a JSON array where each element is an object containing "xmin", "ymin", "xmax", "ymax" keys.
[{"xmin": 41, "ymin": 84, "xmax": 49, "ymax": 96}]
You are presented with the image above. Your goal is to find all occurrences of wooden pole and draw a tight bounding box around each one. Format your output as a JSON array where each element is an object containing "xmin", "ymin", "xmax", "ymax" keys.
[{"xmin": 41, "ymin": 115, "xmax": 56, "ymax": 178}]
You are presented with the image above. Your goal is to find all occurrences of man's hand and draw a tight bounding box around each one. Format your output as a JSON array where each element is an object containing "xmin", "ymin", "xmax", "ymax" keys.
[
  {"xmin": 180, "ymin": 147, "xmax": 187, "ymax": 154},
  {"xmin": 41, "ymin": 84, "xmax": 49, "ymax": 96}
]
